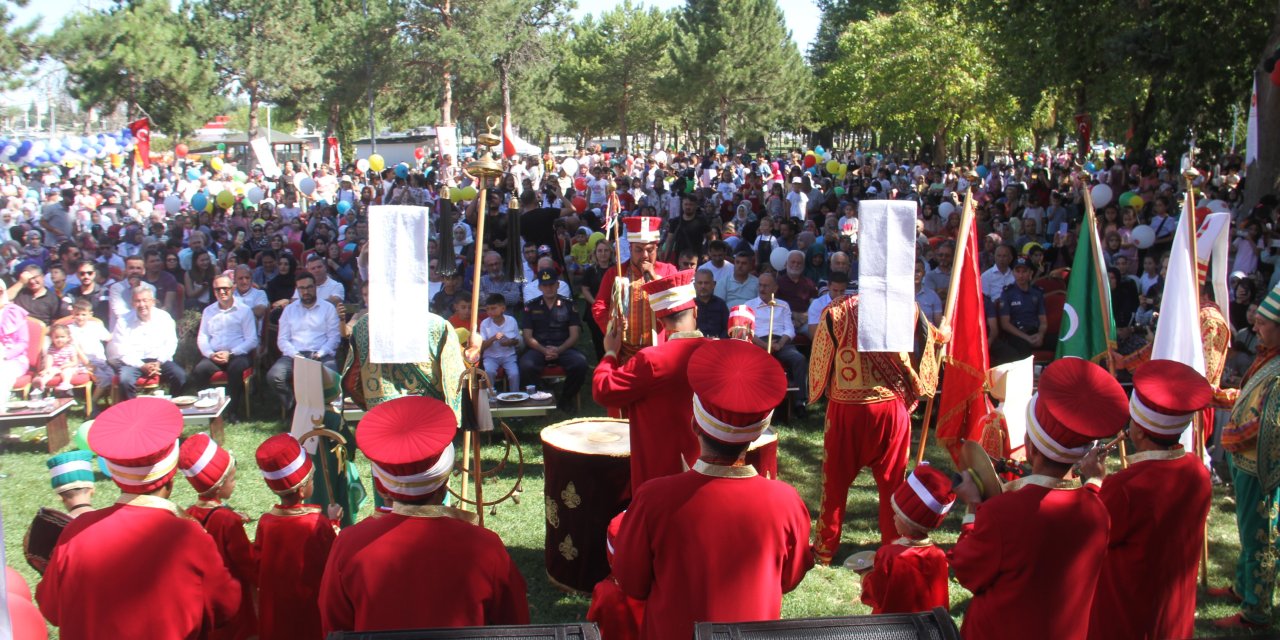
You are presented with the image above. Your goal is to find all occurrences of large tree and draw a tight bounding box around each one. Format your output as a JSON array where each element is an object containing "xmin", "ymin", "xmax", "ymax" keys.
[
  {"xmin": 48, "ymin": 0, "xmax": 219, "ymax": 136},
  {"xmin": 0, "ymin": 0, "xmax": 37, "ymax": 90},
  {"xmin": 671, "ymin": 0, "xmax": 811, "ymax": 145}
]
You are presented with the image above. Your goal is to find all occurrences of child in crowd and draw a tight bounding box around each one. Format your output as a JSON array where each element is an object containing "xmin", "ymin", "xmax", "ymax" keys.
[
  {"xmin": 480, "ymin": 293, "xmax": 521, "ymax": 392},
  {"xmin": 178, "ymin": 433, "xmax": 258, "ymax": 640},
  {"xmin": 587, "ymin": 512, "xmax": 645, "ymax": 640},
  {"xmin": 448, "ymin": 297, "xmax": 471, "ymax": 330},
  {"xmin": 568, "ymin": 227, "xmax": 593, "ymax": 273},
  {"xmin": 67, "ymin": 299, "xmax": 112, "ymax": 407},
  {"xmin": 254, "ymin": 434, "xmax": 341, "ymax": 640},
  {"xmin": 45, "ymin": 450, "xmax": 95, "ymax": 518},
  {"xmin": 858, "ymin": 464, "xmax": 953, "ymax": 615},
  {"xmin": 36, "ymin": 324, "xmax": 88, "ymax": 394}
]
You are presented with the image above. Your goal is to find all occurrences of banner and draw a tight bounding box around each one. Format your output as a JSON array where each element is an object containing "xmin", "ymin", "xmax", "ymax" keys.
[
  {"xmin": 1074, "ymin": 113, "xmax": 1092, "ymax": 156},
  {"xmin": 128, "ymin": 118, "xmax": 151, "ymax": 169},
  {"xmin": 436, "ymin": 125, "xmax": 458, "ymax": 161},
  {"xmin": 856, "ymin": 200, "xmax": 917, "ymax": 352},
  {"xmin": 327, "ymin": 136, "xmax": 341, "ymax": 174},
  {"xmin": 249, "ymin": 137, "xmax": 280, "ymax": 178}
]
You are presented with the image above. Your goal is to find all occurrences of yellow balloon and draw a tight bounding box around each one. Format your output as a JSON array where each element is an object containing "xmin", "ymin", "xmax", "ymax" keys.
[
  {"xmin": 233, "ymin": 184, "xmax": 247, "ymax": 196},
  {"xmin": 826, "ymin": 159, "xmax": 841, "ymax": 174},
  {"xmin": 369, "ymin": 154, "xmax": 385, "ymax": 172},
  {"xmin": 210, "ymin": 157, "xmax": 224, "ymax": 172},
  {"xmin": 204, "ymin": 198, "xmax": 214, "ymax": 213},
  {"xmin": 215, "ymin": 190, "xmax": 235, "ymax": 209},
  {"xmin": 110, "ymin": 153, "xmax": 123, "ymax": 168},
  {"xmin": 1128, "ymin": 196, "xmax": 1144, "ymax": 210}
]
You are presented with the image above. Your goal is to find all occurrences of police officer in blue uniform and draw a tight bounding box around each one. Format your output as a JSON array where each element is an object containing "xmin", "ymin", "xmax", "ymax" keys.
[
  {"xmin": 991, "ymin": 257, "xmax": 1046, "ymax": 365},
  {"xmin": 520, "ymin": 268, "xmax": 588, "ymax": 410}
]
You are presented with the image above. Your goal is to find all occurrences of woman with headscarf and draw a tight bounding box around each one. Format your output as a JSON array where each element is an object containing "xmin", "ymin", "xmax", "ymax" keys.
[{"xmin": 804, "ymin": 242, "xmax": 827, "ymax": 283}]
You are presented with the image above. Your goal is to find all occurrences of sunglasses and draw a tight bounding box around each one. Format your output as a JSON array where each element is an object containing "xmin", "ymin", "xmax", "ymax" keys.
[
  {"xmin": 213, "ymin": 286, "xmax": 233, "ymax": 292},
  {"xmin": 77, "ymin": 271, "xmax": 94, "ymax": 276}
]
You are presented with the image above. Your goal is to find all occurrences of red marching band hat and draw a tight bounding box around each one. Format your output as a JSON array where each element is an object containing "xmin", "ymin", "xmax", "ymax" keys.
[
  {"xmin": 891, "ymin": 464, "xmax": 956, "ymax": 531},
  {"xmin": 255, "ymin": 434, "xmax": 314, "ymax": 494},
  {"xmin": 89, "ymin": 397, "xmax": 183, "ymax": 493},
  {"xmin": 1026, "ymin": 358, "xmax": 1129, "ymax": 464},
  {"xmin": 178, "ymin": 432, "xmax": 233, "ymax": 495},
  {"xmin": 606, "ymin": 511, "xmax": 626, "ymax": 567},
  {"xmin": 640, "ymin": 269, "xmax": 696, "ymax": 318},
  {"xmin": 688, "ymin": 340, "xmax": 786, "ymax": 444},
  {"xmin": 1129, "ymin": 359, "xmax": 1212, "ymax": 439},
  {"xmin": 622, "ymin": 217, "xmax": 662, "ymax": 244},
  {"xmin": 728, "ymin": 304, "xmax": 755, "ymax": 338},
  {"xmin": 359, "ymin": 396, "xmax": 458, "ymax": 503}
]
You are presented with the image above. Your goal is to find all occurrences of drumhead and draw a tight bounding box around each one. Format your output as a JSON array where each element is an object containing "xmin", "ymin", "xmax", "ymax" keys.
[
  {"xmin": 749, "ymin": 427, "xmax": 777, "ymax": 451},
  {"xmin": 541, "ymin": 418, "xmax": 630, "ymax": 456}
]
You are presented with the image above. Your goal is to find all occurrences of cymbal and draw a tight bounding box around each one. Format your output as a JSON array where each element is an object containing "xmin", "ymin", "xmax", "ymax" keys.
[
  {"xmin": 960, "ymin": 440, "xmax": 1004, "ymax": 502},
  {"xmin": 843, "ymin": 550, "xmax": 875, "ymax": 574}
]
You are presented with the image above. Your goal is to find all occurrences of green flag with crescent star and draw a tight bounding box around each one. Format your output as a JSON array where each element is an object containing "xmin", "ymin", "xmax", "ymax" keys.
[{"xmin": 1056, "ymin": 203, "xmax": 1115, "ymax": 362}]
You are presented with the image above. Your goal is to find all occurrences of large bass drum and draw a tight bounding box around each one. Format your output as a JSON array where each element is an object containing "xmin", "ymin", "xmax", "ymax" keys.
[{"xmin": 541, "ymin": 418, "xmax": 631, "ymax": 594}]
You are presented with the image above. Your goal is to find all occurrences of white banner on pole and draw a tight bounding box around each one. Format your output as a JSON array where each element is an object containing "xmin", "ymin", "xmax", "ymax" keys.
[
  {"xmin": 250, "ymin": 137, "xmax": 281, "ymax": 178},
  {"xmin": 436, "ymin": 125, "xmax": 458, "ymax": 160},
  {"xmin": 857, "ymin": 200, "xmax": 918, "ymax": 352}
]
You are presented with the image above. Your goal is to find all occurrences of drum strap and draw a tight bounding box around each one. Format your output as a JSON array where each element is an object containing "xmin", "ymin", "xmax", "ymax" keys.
[{"xmin": 198, "ymin": 505, "xmax": 228, "ymax": 528}]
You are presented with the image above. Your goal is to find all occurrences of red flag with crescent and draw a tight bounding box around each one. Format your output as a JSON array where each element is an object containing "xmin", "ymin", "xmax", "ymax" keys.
[{"xmin": 128, "ymin": 118, "xmax": 151, "ymax": 168}]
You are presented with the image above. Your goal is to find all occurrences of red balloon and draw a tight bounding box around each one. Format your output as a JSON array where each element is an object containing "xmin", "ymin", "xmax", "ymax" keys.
[
  {"xmin": 802, "ymin": 155, "xmax": 816, "ymax": 169},
  {"xmin": 10, "ymin": 597, "xmax": 47, "ymax": 639},
  {"xmin": 572, "ymin": 196, "xmax": 587, "ymax": 213},
  {"xmin": 603, "ymin": 152, "xmax": 612, "ymax": 162},
  {"xmin": 6, "ymin": 566, "xmax": 30, "ymax": 601},
  {"xmin": 574, "ymin": 177, "xmax": 588, "ymax": 192},
  {"xmin": 414, "ymin": 147, "xmax": 425, "ymax": 160},
  {"xmin": 174, "ymin": 143, "xmax": 189, "ymax": 158}
]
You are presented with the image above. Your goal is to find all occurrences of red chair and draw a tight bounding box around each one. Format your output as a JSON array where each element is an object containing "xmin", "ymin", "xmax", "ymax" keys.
[
  {"xmin": 110, "ymin": 373, "xmax": 162, "ymax": 404},
  {"xmin": 1033, "ymin": 290, "xmax": 1067, "ymax": 364},
  {"xmin": 50, "ymin": 317, "xmax": 97, "ymax": 416},
  {"xmin": 1034, "ymin": 276, "xmax": 1067, "ymax": 295},
  {"xmin": 11, "ymin": 316, "xmax": 45, "ymax": 399},
  {"xmin": 209, "ymin": 368, "xmax": 255, "ymax": 418},
  {"xmin": 540, "ymin": 364, "xmax": 579, "ymax": 410}
]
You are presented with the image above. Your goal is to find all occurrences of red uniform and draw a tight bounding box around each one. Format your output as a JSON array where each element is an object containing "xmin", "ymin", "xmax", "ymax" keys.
[
  {"xmin": 1088, "ymin": 449, "xmax": 1210, "ymax": 640},
  {"xmin": 614, "ymin": 463, "xmax": 813, "ymax": 640},
  {"xmin": 860, "ymin": 538, "xmax": 949, "ymax": 614},
  {"xmin": 319, "ymin": 506, "xmax": 529, "ymax": 633},
  {"xmin": 187, "ymin": 502, "xmax": 259, "ymax": 640},
  {"xmin": 951, "ymin": 477, "xmax": 1111, "ymax": 640},
  {"xmin": 253, "ymin": 505, "xmax": 337, "ymax": 640},
  {"xmin": 593, "ymin": 332, "xmax": 707, "ymax": 487},
  {"xmin": 37, "ymin": 495, "xmax": 241, "ymax": 640},
  {"xmin": 591, "ymin": 261, "xmax": 679, "ymax": 363},
  {"xmin": 587, "ymin": 576, "xmax": 645, "ymax": 640}
]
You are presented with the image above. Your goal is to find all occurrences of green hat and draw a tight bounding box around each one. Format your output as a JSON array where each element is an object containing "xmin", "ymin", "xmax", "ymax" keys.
[
  {"xmin": 1261, "ymin": 283, "xmax": 1280, "ymax": 324},
  {"xmin": 48, "ymin": 450, "xmax": 95, "ymax": 493}
]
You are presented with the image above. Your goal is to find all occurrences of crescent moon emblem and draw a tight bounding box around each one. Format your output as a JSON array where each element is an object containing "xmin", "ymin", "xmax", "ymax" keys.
[{"xmin": 1061, "ymin": 303, "xmax": 1080, "ymax": 342}]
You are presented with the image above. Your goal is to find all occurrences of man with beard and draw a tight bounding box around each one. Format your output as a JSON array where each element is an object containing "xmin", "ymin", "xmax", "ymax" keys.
[{"xmin": 592, "ymin": 217, "xmax": 678, "ymax": 365}]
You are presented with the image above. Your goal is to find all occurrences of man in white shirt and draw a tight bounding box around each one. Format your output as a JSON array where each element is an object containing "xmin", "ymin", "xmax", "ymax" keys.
[
  {"xmin": 192, "ymin": 275, "xmax": 259, "ymax": 422},
  {"xmin": 807, "ymin": 271, "xmax": 849, "ymax": 337},
  {"xmin": 787, "ymin": 177, "xmax": 808, "ymax": 219},
  {"xmin": 521, "ymin": 257, "xmax": 570, "ymax": 304},
  {"xmin": 696, "ymin": 240, "xmax": 733, "ymax": 283},
  {"xmin": 746, "ymin": 272, "xmax": 808, "ymax": 416},
  {"xmin": 178, "ymin": 231, "xmax": 217, "ymax": 272},
  {"xmin": 232, "ymin": 265, "xmax": 269, "ymax": 319},
  {"xmin": 110, "ymin": 286, "xmax": 185, "ymax": 399},
  {"xmin": 107, "ymin": 256, "xmax": 156, "ymax": 330},
  {"xmin": 980, "ymin": 243, "xmax": 1016, "ymax": 300},
  {"xmin": 713, "ymin": 249, "xmax": 760, "ymax": 309},
  {"xmin": 268, "ymin": 272, "xmax": 340, "ymax": 416},
  {"xmin": 283, "ymin": 254, "xmax": 345, "ymax": 307}
]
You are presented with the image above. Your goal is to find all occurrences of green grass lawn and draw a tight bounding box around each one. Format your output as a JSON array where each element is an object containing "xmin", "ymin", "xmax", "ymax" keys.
[{"xmin": 0, "ymin": 391, "xmax": 1262, "ymax": 638}]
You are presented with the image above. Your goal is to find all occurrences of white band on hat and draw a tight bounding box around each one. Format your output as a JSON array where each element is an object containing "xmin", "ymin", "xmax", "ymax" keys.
[
  {"xmin": 730, "ymin": 306, "xmax": 755, "ymax": 321},
  {"xmin": 372, "ymin": 443, "xmax": 455, "ymax": 497},
  {"xmin": 260, "ymin": 446, "xmax": 308, "ymax": 481},
  {"xmin": 907, "ymin": 471, "xmax": 954, "ymax": 515},
  {"xmin": 692, "ymin": 394, "xmax": 771, "ymax": 444},
  {"xmin": 48, "ymin": 459, "xmax": 94, "ymax": 479},
  {"xmin": 1129, "ymin": 392, "xmax": 1191, "ymax": 436},
  {"xmin": 1025, "ymin": 395, "xmax": 1092, "ymax": 464},
  {"xmin": 181, "ymin": 436, "xmax": 219, "ymax": 478},
  {"xmin": 647, "ymin": 284, "xmax": 695, "ymax": 312},
  {"xmin": 105, "ymin": 440, "xmax": 180, "ymax": 487}
]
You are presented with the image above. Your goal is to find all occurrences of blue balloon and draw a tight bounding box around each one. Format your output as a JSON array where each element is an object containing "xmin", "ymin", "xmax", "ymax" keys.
[
  {"xmin": 975, "ymin": 165, "xmax": 990, "ymax": 179},
  {"xmin": 814, "ymin": 145, "xmax": 825, "ymax": 157},
  {"xmin": 715, "ymin": 144, "xmax": 726, "ymax": 154},
  {"xmin": 316, "ymin": 199, "xmax": 329, "ymax": 208},
  {"xmin": 336, "ymin": 200, "xmax": 352, "ymax": 215},
  {"xmin": 1084, "ymin": 161, "xmax": 1097, "ymax": 172},
  {"xmin": 12, "ymin": 140, "xmax": 32, "ymax": 160},
  {"xmin": 191, "ymin": 192, "xmax": 208, "ymax": 211},
  {"xmin": 186, "ymin": 168, "xmax": 200, "ymax": 181},
  {"xmin": 394, "ymin": 162, "xmax": 409, "ymax": 179}
]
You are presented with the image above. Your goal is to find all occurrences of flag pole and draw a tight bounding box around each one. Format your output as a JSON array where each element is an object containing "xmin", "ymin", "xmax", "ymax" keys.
[
  {"xmin": 1184, "ymin": 167, "xmax": 1211, "ymax": 588},
  {"xmin": 1081, "ymin": 184, "xmax": 1127, "ymax": 468},
  {"xmin": 915, "ymin": 175, "xmax": 978, "ymax": 465}
]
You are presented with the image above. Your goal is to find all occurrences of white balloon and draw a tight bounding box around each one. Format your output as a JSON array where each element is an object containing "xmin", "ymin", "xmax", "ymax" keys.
[
  {"xmin": 164, "ymin": 195, "xmax": 183, "ymax": 214},
  {"xmin": 64, "ymin": 137, "xmax": 82, "ymax": 151},
  {"xmin": 560, "ymin": 157, "xmax": 579, "ymax": 176},
  {"xmin": 46, "ymin": 138, "xmax": 62, "ymax": 152},
  {"xmin": 355, "ymin": 158, "xmax": 370, "ymax": 173},
  {"xmin": 299, "ymin": 177, "xmax": 317, "ymax": 196},
  {"xmin": 246, "ymin": 186, "xmax": 264, "ymax": 204},
  {"xmin": 292, "ymin": 172, "xmax": 307, "ymax": 189},
  {"xmin": 939, "ymin": 202, "xmax": 956, "ymax": 219},
  {"xmin": 1131, "ymin": 224, "xmax": 1155, "ymax": 249},
  {"xmin": 770, "ymin": 246, "xmax": 790, "ymax": 271},
  {"xmin": 1090, "ymin": 183, "xmax": 1113, "ymax": 208}
]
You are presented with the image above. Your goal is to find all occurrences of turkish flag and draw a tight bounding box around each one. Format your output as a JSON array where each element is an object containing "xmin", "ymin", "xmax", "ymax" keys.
[
  {"xmin": 1074, "ymin": 113, "xmax": 1092, "ymax": 156},
  {"xmin": 129, "ymin": 118, "xmax": 151, "ymax": 168},
  {"xmin": 935, "ymin": 214, "xmax": 993, "ymax": 464}
]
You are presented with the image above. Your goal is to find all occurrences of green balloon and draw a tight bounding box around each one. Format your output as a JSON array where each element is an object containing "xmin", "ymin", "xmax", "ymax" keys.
[
  {"xmin": 216, "ymin": 143, "xmax": 226, "ymax": 151},
  {"xmin": 74, "ymin": 421, "xmax": 92, "ymax": 451}
]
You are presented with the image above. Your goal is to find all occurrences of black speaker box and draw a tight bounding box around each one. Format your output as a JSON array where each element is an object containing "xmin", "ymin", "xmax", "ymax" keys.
[
  {"xmin": 326, "ymin": 622, "xmax": 600, "ymax": 640},
  {"xmin": 693, "ymin": 608, "xmax": 960, "ymax": 640}
]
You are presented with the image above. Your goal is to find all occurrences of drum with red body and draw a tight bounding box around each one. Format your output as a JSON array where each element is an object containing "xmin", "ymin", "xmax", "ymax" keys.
[
  {"xmin": 747, "ymin": 427, "xmax": 779, "ymax": 479},
  {"xmin": 24, "ymin": 507, "xmax": 72, "ymax": 574},
  {"xmin": 541, "ymin": 418, "xmax": 631, "ymax": 594}
]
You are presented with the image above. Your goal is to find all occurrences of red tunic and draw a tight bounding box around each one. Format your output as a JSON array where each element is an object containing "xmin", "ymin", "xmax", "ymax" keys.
[
  {"xmin": 592, "ymin": 332, "xmax": 708, "ymax": 488},
  {"xmin": 951, "ymin": 476, "xmax": 1110, "ymax": 640},
  {"xmin": 860, "ymin": 539, "xmax": 949, "ymax": 614},
  {"xmin": 36, "ymin": 495, "xmax": 241, "ymax": 640},
  {"xmin": 253, "ymin": 505, "xmax": 337, "ymax": 640},
  {"xmin": 587, "ymin": 575, "xmax": 645, "ymax": 640},
  {"xmin": 1087, "ymin": 449, "xmax": 1210, "ymax": 640},
  {"xmin": 614, "ymin": 462, "xmax": 813, "ymax": 640},
  {"xmin": 591, "ymin": 261, "xmax": 679, "ymax": 362},
  {"xmin": 319, "ymin": 505, "xmax": 529, "ymax": 633},
  {"xmin": 187, "ymin": 502, "xmax": 259, "ymax": 640}
]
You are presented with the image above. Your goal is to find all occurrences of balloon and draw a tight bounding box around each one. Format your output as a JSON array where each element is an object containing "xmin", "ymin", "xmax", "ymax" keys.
[
  {"xmin": 46, "ymin": 137, "xmax": 61, "ymax": 152},
  {"xmin": 1090, "ymin": 183, "xmax": 1113, "ymax": 208},
  {"xmin": 316, "ymin": 199, "xmax": 329, "ymax": 208},
  {"xmin": 814, "ymin": 145, "xmax": 825, "ymax": 157},
  {"xmin": 826, "ymin": 159, "xmax": 842, "ymax": 175},
  {"xmin": 191, "ymin": 192, "xmax": 208, "ymax": 212},
  {"xmin": 12, "ymin": 140, "xmax": 31, "ymax": 160},
  {"xmin": 414, "ymin": 147, "xmax": 425, "ymax": 160},
  {"xmin": 834, "ymin": 186, "xmax": 845, "ymax": 196},
  {"xmin": 453, "ymin": 186, "xmax": 477, "ymax": 202},
  {"xmin": 215, "ymin": 190, "xmax": 235, "ymax": 209},
  {"xmin": 64, "ymin": 136, "xmax": 82, "ymax": 151},
  {"xmin": 572, "ymin": 196, "xmax": 587, "ymax": 213},
  {"xmin": 715, "ymin": 144, "xmax": 726, "ymax": 154},
  {"xmin": 216, "ymin": 142, "xmax": 226, "ymax": 151},
  {"xmin": 573, "ymin": 177, "xmax": 588, "ymax": 192},
  {"xmin": 939, "ymin": 202, "xmax": 956, "ymax": 218},
  {"xmin": 1083, "ymin": 161, "xmax": 1096, "ymax": 172},
  {"xmin": 1127, "ymin": 195, "xmax": 1144, "ymax": 210},
  {"xmin": 233, "ymin": 171, "xmax": 247, "ymax": 183},
  {"xmin": 175, "ymin": 143, "xmax": 189, "ymax": 158},
  {"xmin": 186, "ymin": 167, "xmax": 200, "ymax": 181},
  {"xmin": 769, "ymin": 246, "xmax": 790, "ymax": 271},
  {"xmin": 1131, "ymin": 224, "xmax": 1155, "ymax": 249},
  {"xmin": 246, "ymin": 186, "xmax": 264, "ymax": 204},
  {"xmin": 73, "ymin": 420, "xmax": 93, "ymax": 451},
  {"xmin": 975, "ymin": 165, "xmax": 990, "ymax": 178},
  {"xmin": 164, "ymin": 194, "xmax": 183, "ymax": 214},
  {"xmin": 298, "ymin": 178, "xmax": 317, "ymax": 196},
  {"xmin": 356, "ymin": 158, "xmax": 370, "ymax": 173},
  {"xmin": 561, "ymin": 157, "xmax": 579, "ymax": 176},
  {"xmin": 369, "ymin": 154, "xmax": 385, "ymax": 172},
  {"xmin": 292, "ymin": 172, "xmax": 307, "ymax": 189},
  {"xmin": 336, "ymin": 200, "xmax": 352, "ymax": 215},
  {"xmin": 210, "ymin": 157, "xmax": 224, "ymax": 172},
  {"xmin": 395, "ymin": 162, "xmax": 410, "ymax": 179},
  {"xmin": 802, "ymin": 154, "xmax": 816, "ymax": 169}
]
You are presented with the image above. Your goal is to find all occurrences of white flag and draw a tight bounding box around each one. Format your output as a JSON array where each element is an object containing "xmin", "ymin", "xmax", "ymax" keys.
[
  {"xmin": 1248, "ymin": 75, "xmax": 1259, "ymax": 168},
  {"xmin": 1152, "ymin": 198, "xmax": 1205, "ymax": 456}
]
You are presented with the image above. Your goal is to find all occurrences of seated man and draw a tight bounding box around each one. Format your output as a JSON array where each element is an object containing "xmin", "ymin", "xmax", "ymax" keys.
[
  {"xmin": 192, "ymin": 275, "xmax": 258, "ymax": 422},
  {"xmin": 232, "ymin": 265, "xmax": 269, "ymax": 319},
  {"xmin": 746, "ymin": 272, "xmax": 807, "ymax": 417},
  {"xmin": 481, "ymin": 251, "xmax": 522, "ymax": 308},
  {"xmin": 520, "ymin": 268, "xmax": 588, "ymax": 411},
  {"xmin": 110, "ymin": 286, "xmax": 186, "ymax": 399},
  {"xmin": 9, "ymin": 264, "xmax": 69, "ymax": 326},
  {"xmin": 268, "ymin": 272, "xmax": 340, "ymax": 416},
  {"xmin": 521, "ymin": 256, "xmax": 571, "ymax": 304}
]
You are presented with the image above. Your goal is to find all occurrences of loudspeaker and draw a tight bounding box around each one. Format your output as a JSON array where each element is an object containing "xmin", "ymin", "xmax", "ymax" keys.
[
  {"xmin": 326, "ymin": 623, "xmax": 600, "ymax": 640},
  {"xmin": 693, "ymin": 608, "xmax": 960, "ymax": 640}
]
